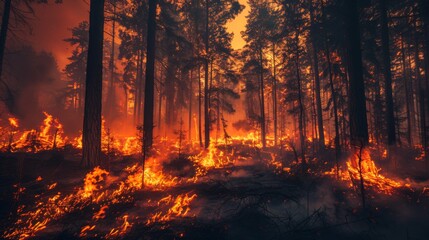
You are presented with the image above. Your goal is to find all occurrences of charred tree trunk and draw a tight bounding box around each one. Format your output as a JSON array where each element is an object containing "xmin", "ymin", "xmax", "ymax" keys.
[
  {"xmin": 105, "ymin": 3, "xmax": 116, "ymax": 123},
  {"xmin": 373, "ymin": 74, "xmax": 383, "ymax": 143},
  {"xmin": 406, "ymin": 40, "xmax": 418, "ymax": 142},
  {"xmin": 0, "ymin": 0, "xmax": 11, "ymax": 81},
  {"xmin": 198, "ymin": 65, "xmax": 203, "ymax": 147},
  {"xmin": 419, "ymin": 0, "xmax": 429, "ymax": 170},
  {"xmin": 413, "ymin": 8, "xmax": 428, "ymax": 170},
  {"xmin": 259, "ymin": 48, "xmax": 267, "ymax": 148},
  {"xmin": 343, "ymin": 0, "xmax": 369, "ymax": 209},
  {"xmin": 204, "ymin": 0, "xmax": 210, "ymax": 148},
  {"xmin": 401, "ymin": 35, "xmax": 412, "ymax": 146},
  {"xmin": 158, "ymin": 70, "xmax": 163, "ymax": 134},
  {"xmin": 189, "ymin": 69, "xmax": 193, "ymax": 141},
  {"xmin": 272, "ymin": 43, "xmax": 278, "ymax": 146},
  {"xmin": 216, "ymin": 75, "xmax": 221, "ymax": 143},
  {"xmin": 134, "ymin": 50, "xmax": 142, "ymax": 125},
  {"xmin": 137, "ymin": 49, "xmax": 144, "ymax": 125},
  {"xmin": 344, "ymin": 0, "xmax": 369, "ymax": 147},
  {"xmin": 165, "ymin": 56, "xmax": 176, "ymax": 126},
  {"xmin": 82, "ymin": 0, "xmax": 105, "ymax": 168},
  {"xmin": 294, "ymin": 31, "xmax": 306, "ymax": 166},
  {"xmin": 309, "ymin": 0, "xmax": 325, "ymax": 150},
  {"xmin": 143, "ymin": 0, "xmax": 157, "ymax": 158},
  {"xmin": 0, "ymin": 0, "xmax": 12, "ymax": 108},
  {"xmin": 328, "ymin": 54, "xmax": 341, "ymax": 173},
  {"xmin": 296, "ymin": 56, "xmax": 306, "ymax": 166},
  {"xmin": 321, "ymin": 0, "xmax": 340, "ymax": 170},
  {"xmin": 380, "ymin": 0, "xmax": 396, "ymax": 146}
]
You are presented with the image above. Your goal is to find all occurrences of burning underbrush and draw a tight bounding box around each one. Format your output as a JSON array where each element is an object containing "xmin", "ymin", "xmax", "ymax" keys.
[{"xmin": 1, "ymin": 115, "xmax": 429, "ymax": 239}]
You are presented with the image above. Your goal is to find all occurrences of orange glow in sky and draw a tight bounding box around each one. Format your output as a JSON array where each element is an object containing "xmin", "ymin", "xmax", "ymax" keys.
[
  {"xmin": 24, "ymin": 0, "xmax": 249, "ymax": 69},
  {"xmin": 227, "ymin": 0, "xmax": 249, "ymax": 50}
]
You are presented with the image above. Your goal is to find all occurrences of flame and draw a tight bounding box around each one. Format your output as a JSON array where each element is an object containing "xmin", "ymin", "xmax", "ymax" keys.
[
  {"xmin": 4, "ymin": 112, "xmax": 67, "ymax": 152},
  {"xmin": 8, "ymin": 118, "xmax": 19, "ymax": 128},
  {"xmin": 325, "ymin": 148, "xmax": 404, "ymax": 195},
  {"xmin": 47, "ymin": 183, "xmax": 57, "ymax": 190},
  {"xmin": 93, "ymin": 205, "xmax": 108, "ymax": 220},
  {"xmin": 147, "ymin": 192, "xmax": 197, "ymax": 225},
  {"xmin": 79, "ymin": 225, "xmax": 95, "ymax": 237},
  {"xmin": 3, "ymin": 167, "xmax": 110, "ymax": 239},
  {"xmin": 192, "ymin": 144, "xmax": 233, "ymax": 174},
  {"xmin": 105, "ymin": 215, "xmax": 133, "ymax": 238}
]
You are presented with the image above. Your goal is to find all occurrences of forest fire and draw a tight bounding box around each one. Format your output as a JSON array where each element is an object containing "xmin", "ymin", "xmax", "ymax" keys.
[
  {"xmin": 2, "ymin": 0, "xmax": 429, "ymax": 239},
  {"xmin": 325, "ymin": 148, "xmax": 408, "ymax": 195},
  {"xmin": 2, "ymin": 111, "xmax": 429, "ymax": 239},
  {"xmin": 1, "ymin": 112, "xmax": 66, "ymax": 152},
  {"xmin": 3, "ymin": 157, "xmax": 198, "ymax": 239}
]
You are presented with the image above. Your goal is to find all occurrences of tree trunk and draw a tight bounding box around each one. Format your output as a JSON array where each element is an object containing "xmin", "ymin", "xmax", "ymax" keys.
[
  {"xmin": 189, "ymin": 69, "xmax": 193, "ymax": 141},
  {"xmin": 204, "ymin": 0, "xmax": 210, "ymax": 148},
  {"xmin": 82, "ymin": 0, "xmax": 105, "ymax": 168},
  {"xmin": 401, "ymin": 35, "xmax": 412, "ymax": 146},
  {"xmin": 198, "ymin": 65, "xmax": 203, "ymax": 147},
  {"xmin": 137, "ymin": 49, "xmax": 144, "ymax": 125},
  {"xmin": 321, "ymin": 0, "xmax": 340, "ymax": 174},
  {"xmin": 0, "ymin": 0, "xmax": 11, "ymax": 81},
  {"xmin": 294, "ymin": 31, "xmax": 306, "ymax": 166},
  {"xmin": 296, "ymin": 52, "xmax": 306, "ymax": 166},
  {"xmin": 380, "ymin": 0, "xmax": 396, "ymax": 146},
  {"xmin": 344, "ymin": 0, "xmax": 369, "ymax": 147},
  {"xmin": 373, "ymin": 73, "xmax": 383, "ymax": 143},
  {"xmin": 158, "ymin": 70, "xmax": 163, "ymax": 134},
  {"xmin": 344, "ymin": 0, "xmax": 368, "ymax": 208},
  {"xmin": 0, "ymin": 0, "xmax": 12, "ymax": 109},
  {"xmin": 259, "ymin": 48, "xmax": 266, "ymax": 148},
  {"xmin": 165, "ymin": 56, "xmax": 176, "ymax": 126},
  {"xmin": 134, "ymin": 50, "xmax": 142, "ymax": 124},
  {"xmin": 327, "ymin": 51, "xmax": 341, "ymax": 174},
  {"xmin": 216, "ymin": 76, "xmax": 221, "ymax": 143},
  {"xmin": 309, "ymin": 0, "xmax": 325, "ymax": 150},
  {"xmin": 105, "ymin": 3, "xmax": 116, "ymax": 124},
  {"xmin": 414, "ymin": 18, "xmax": 428, "ymax": 170},
  {"xmin": 124, "ymin": 87, "xmax": 128, "ymax": 118},
  {"xmin": 143, "ymin": 0, "xmax": 157, "ymax": 157},
  {"xmin": 406, "ymin": 40, "xmax": 418, "ymax": 142},
  {"xmin": 419, "ymin": 0, "xmax": 429, "ymax": 170},
  {"xmin": 272, "ymin": 43, "xmax": 278, "ymax": 146}
]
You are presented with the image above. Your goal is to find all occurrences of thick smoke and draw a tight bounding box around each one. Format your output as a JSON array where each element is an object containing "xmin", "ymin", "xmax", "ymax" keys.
[{"xmin": 1, "ymin": 46, "xmax": 65, "ymax": 128}]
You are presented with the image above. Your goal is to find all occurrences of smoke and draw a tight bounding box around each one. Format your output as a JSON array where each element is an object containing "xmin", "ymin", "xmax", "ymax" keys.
[
  {"xmin": 1, "ymin": 46, "xmax": 65, "ymax": 128},
  {"xmin": 232, "ymin": 119, "xmax": 254, "ymax": 132}
]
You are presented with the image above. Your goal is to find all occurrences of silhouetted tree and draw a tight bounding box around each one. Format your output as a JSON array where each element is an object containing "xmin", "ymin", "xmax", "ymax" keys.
[
  {"xmin": 82, "ymin": 0, "xmax": 105, "ymax": 168},
  {"xmin": 143, "ymin": 0, "xmax": 157, "ymax": 158},
  {"xmin": 343, "ymin": 0, "xmax": 369, "ymax": 146}
]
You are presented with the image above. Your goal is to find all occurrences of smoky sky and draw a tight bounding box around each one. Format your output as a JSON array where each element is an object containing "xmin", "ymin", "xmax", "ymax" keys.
[
  {"xmin": 3, "ymin": 46, "xmax": 63, "ymax": 128},
  {"xmin": 22, "ymin": 0, "xmax": 89, "ymax": 70},
  {"xmin": 18, "ymin": 0, "xmax": 248, "ymax": 70}
]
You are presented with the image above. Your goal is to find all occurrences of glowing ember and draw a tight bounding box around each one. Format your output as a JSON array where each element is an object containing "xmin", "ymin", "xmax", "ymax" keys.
[
  {"xmin": 147, "ymin": 192, "xmax": 197, "ymax": 225},
  {"xmin": 326, "ymin": 148, "xmax": 404, "ymax": 195},
  {"xmin": 79, "ymin": 225, "xmax": 95, "ymax": 237},
  {"xmin": 8, "ymin": 117, "xmax": 19, "ymax": 128},
  {"xmin": 3, "ymin": 167, "xmax": 110, "ymax": 239},
  {"xmin": 105, "ymin": 215, "xmax": 133, "ymax": 238}
]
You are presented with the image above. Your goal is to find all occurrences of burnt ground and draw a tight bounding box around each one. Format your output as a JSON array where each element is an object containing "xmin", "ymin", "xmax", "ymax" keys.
[{"xmin": 1, "ymin": 144, "xmax": 429, "ymax": 240}]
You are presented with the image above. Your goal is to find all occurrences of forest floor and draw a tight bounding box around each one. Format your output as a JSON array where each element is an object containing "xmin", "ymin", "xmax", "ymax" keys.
[{"xmin": 1, "ymin": 143, "xmax": 429, "ymax": 240}]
